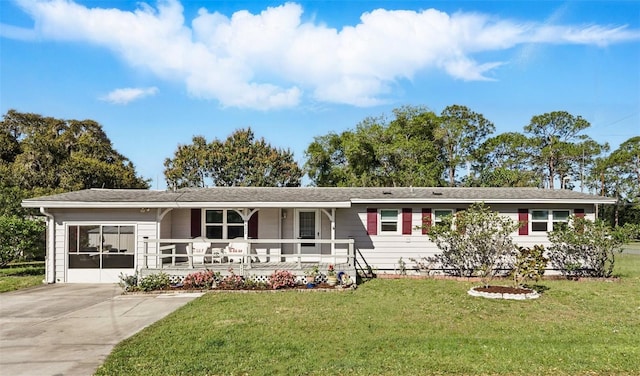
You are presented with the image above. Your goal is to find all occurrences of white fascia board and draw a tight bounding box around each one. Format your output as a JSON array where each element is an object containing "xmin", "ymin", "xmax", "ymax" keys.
[
  {"xmin": 22, "ymin": 201, "xmax": 353, "ymax": 209},
  {"xmin": 21, "ymin": 201, "xmax": 174, "ymax": 209},
  {"xmin": 350, "ymin": 198, "xmax": 617, "ymax": 205},
  {"xmin": 174, "ymin": 202, "xmax": 352, "ymax": 208}
]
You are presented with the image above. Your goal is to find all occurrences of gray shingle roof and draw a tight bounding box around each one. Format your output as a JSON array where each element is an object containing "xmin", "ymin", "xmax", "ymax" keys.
[{"xmin": 22, "ymin": 187, "xmax": 616, "ymax": 208}]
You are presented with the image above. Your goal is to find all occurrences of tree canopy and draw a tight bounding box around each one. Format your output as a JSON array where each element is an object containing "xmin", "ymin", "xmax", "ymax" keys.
[
  {"xmin": 164, "ymin": 128, "xmax": 302, "ymax": 189},
  {"xmin": 1, "ymin": 110, "xmax": 149, "ymax": 192},
  {"xmin": 305, "ymin": 105, "xmax": 444, "ymax": 187}
]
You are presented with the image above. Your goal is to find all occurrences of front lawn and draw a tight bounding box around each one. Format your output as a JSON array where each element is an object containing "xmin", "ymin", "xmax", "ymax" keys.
[
  {"xmin": 97, "ymin": 254, "xmax": 640, "ymax": 376},
  {"xmin": 0, "ymin": 262, "xmax": 45, "ymax": 293}
]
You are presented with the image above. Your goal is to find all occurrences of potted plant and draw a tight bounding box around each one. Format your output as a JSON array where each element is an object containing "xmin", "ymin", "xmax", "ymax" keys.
[
  {"xmin": 326, "ymin": 264, "xmax": 338, "ymax": 286},
  {"xmin": 305, "ymin": 265, "xmax": 319, "ymax": 285}
]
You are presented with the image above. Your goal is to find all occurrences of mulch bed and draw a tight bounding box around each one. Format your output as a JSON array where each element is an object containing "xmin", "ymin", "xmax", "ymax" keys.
[{"xmin": 473, "ymin": 286, "xmax": 534, "ymax": 294}]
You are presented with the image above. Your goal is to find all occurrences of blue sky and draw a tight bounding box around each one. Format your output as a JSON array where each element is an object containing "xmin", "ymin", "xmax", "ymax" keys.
[{"xmin": 1, "ymin": 0, "xmax": 639, "ymax": 189}]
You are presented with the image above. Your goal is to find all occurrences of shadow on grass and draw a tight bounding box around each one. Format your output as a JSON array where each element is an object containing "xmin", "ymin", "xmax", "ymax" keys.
[
  {"xmin": 523, "ymin": 284, "xmax": 551, "ymax": 293},
  {"xmin": 0, "ymin": 267, "xmax": 45, "ymax": 277}
]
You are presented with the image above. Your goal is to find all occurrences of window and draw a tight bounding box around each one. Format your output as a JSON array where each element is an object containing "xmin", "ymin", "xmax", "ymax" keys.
[
  {"xmin": 68, "ymin": 225, "xmax": 135, "ymax": 269},
  {"xmin": 380, "ymin": 209, "xmax": 399, "ymax": 233},
  {"xmin": 531, "ymin": 210, "xmax": 571, "ymax": 233},
  {"xmin": 205, "ymin": 209, "xmax": 244, "ymax": 239},
  {"xmin": 433, "ymin": 209, "xmax": 454, "ymax": 229}
]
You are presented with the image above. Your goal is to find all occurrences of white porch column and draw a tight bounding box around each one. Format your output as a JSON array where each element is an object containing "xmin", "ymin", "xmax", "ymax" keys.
[{"xmin": 321, "ymin": 208, "xmax": 336, "ymax": 263}]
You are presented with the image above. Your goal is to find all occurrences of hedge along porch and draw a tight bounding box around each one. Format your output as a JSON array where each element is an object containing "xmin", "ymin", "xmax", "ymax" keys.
[{"xmin": 22, "ymin": 187, "xmax": 616, "ymax": 284}]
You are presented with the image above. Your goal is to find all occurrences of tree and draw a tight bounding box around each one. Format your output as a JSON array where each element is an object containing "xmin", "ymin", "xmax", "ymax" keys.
[
  {"xmin": 0, "ymin": 216, "xmax": 45, "ymax": 267},
  {"xmin": 468, "ymin": 132, "xmax": 541, "ymax": 187},
  {"xmin": 548, "ymin": 216, "xmax": 638, "ymax": 278},
  {"xmin": 1, "ymin": 110, "xmax": 149, "ymax": 192},
  {"xmin": 436, "ymin": 105, "xmax": 495, "ymax": 186},
  {"xmin": 164, "ymin": 128, "xmax": 302, "ymax": 189},
  {"xmin": 588, "ymin": 136, "xmax": 640, "ymax": 226},
  {"xmin": 305, "ymin": 105, "xmax": 443, "ymax": 187},
  {"xmin": 425, "ymin": 202, "xmax": 519, "ymax": 285},
  {"xmin": 524, "ymin": 111, "xmax": 604, "ymax": 189}
]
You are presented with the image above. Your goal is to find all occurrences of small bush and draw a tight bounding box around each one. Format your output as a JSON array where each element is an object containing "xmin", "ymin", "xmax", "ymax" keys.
[
  {"xmin": 139, "ymin": 272, "xmax": 170, "ymax": 292},
  {"xmin": 118, "ymin": 273, "xmax": 139, "ymax": 292},
  {"xmin": 511, "ymin": 245, "xmax": 548, "ymax": 287},
  {"xmin": 268, "ymin": 270, "xmax": 297, "ymax": 289},
  {"xmin": 548, "ymin": 217, "xmax": 636, "ymax": 278},
  {"xmin": 183, "ymin": 270, "xmax": 219, "ymax": 289},
  {"xmin": 219, "ymin": 268, "xmax": 244, "ymax": 289}
]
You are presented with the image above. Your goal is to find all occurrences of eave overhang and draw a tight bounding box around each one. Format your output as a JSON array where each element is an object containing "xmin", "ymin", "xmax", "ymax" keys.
[
  {"xmin": 350, "ymin": 198, "xmax": 618, "ymax": 205},
  {"xmin": 21, "ymin": 201, "xmax": 353, "ymax": 209}
]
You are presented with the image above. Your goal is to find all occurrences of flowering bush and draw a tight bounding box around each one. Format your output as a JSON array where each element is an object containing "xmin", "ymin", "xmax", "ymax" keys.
[
  {"xmin": 138, "ymin": 272, "xmax": 170, "ymax": 292},
  {"xmin": 327, "ymin": 264, "xmax": 336, "ymax": 276},
  {"xmin": 183, "ymin": 270, "xmax": 218, "ymax": 289},
  {"xmin": 268, "ymin": 270, "xmax": 297, "ymax": 289},
  {"xmin": 219, "ymin": 268, "xmax": 245, "ymax": 289}
]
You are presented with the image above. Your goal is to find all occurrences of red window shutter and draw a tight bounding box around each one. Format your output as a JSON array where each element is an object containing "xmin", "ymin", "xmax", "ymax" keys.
[
  {"xmin": 191, "ymin": 209, "xmax": 202, "ymax": 238},
  {"xmin": 518, "ymin": 209, "xmax": 528, "ymax": 235},
  {"xmin": 422, "ymin": 208, "xmax": 432, "ymax": 234},
  {"xmin": 367, "ymin": 208, "xmax": 377, "ymax": 235},
  {"xmin": 402, "ymin": 208, "xmax": 412, "ymax": 235},
  {"xmin": 248, "ymin": 212, "xmax": 259, "ymax": 239},
  {"xmin": 574, "ymin": 209, "xmax": 585, "ymax": 218}
]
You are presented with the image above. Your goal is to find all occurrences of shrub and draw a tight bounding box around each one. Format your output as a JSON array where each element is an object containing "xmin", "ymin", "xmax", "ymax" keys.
[
  {"xmin": 219, "ymin": 268, "xmax": 245, "ymax": 289},
  {"xmin": 511, "ymin": 245, "xmax": 548, "ymax": 287},
  {"xmin": 0, "ymin": 216, "xmax": 45, "ymax": 267},
  {"xmin": 118, "ymin": 272, "xmax": 139, "ymax": 292},
  {"xmin": 183, "ymin": 270, "xmax": 219, "ymax": 289},
  {"xmin": 548, "ymin": 217, "xmax": 636, "ymax": 278},
  {"xmin": 425, "ymin": 202, "xmax": 518, "ymax": 286},
  {"xmin": 268, "ymin": 270, "xmax": 297, "ymax": 289},
  {"xmin": 139, "ymin": 272, "xmax": 170, "ymax": 291}
]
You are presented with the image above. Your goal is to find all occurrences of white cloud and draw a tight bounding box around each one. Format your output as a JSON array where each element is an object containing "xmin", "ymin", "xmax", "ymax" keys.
[
  {"xmin": 100, "ymin": 87, "xmax": 159, "ymax": 105},
  {"xmin": 10, "ymin": 0, "xmax": 640, "ymax": 109}
]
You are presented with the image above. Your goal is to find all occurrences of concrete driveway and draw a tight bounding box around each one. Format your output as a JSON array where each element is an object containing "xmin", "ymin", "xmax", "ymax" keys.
[{"xmin": 0, "ymin": 284, "xmax": 202, "ymax": 376}]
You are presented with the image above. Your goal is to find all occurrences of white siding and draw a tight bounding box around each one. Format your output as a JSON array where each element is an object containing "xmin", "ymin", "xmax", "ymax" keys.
[
  {"xmin": 171, "ymin": 209, "xmax": 191, "ymax": 239},
  {"xmin": 340, "ymin": 204, "xmax": 595, "ymax": 272},
  {"xmin": 257, "ymin": 208, "xmax": 279, "ymax": 238},
  {"xmin": 160, "ymin": 210, "xmax": 172, "ymax": 239},
  {"xmin": 54, "ymin": 219, "xmax": 66, "ymax": 283}
]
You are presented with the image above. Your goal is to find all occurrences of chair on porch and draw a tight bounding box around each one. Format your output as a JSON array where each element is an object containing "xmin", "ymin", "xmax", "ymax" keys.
[
  {"xmin": 191, "ymin": 240, "xmax": 211, "ymax": 264},
  {"xmin": 225, "ymin": 241, "xmax": 248, "ymax": 263}
]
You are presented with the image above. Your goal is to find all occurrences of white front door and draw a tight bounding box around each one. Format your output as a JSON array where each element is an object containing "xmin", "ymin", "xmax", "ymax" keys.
[{"xmin": 296, "ymin": 209, "xmax": 320, "ymax": 261}]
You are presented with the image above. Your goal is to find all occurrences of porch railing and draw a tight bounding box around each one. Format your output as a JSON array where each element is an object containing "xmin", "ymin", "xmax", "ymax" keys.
[{"xmin": 141, "ymin": 238, "xmax": 355, "ymax": 271}]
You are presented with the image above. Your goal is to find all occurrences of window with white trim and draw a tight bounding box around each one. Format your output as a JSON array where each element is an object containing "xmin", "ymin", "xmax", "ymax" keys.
[
  {"xmin": 205, "ymin": 209, "xmax": 244, "ymax": 239},
  {"xmin": 433, "ymin": 209, "xmax": 454, "ymax": 229},
  {"xmin": 531, "ymin": 210, "xmax": 571, "ymax": 233},
  {"xmin": 380, "ymin": 209, "xmax": 399, "ymax": 233}
]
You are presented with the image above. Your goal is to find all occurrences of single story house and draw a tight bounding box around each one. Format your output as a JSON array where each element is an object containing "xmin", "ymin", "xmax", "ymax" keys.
[{"xmin": 22, "ymin": 187, "xmax": 616, "ymax": 284}]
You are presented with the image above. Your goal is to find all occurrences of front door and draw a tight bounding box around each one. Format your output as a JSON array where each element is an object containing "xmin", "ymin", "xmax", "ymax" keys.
[{"xmin": 296, "ymin": 209, "xmax": 320, "ymax": 261}]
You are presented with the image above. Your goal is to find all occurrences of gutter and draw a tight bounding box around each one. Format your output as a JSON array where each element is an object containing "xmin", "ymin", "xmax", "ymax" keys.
[{"xmin": 39, "ymin": 207, "xmax": 56, "ymax": 284}]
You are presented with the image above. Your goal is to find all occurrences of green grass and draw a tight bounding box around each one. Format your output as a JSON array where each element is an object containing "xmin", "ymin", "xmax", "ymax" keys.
[
  {"xmin": 0, "ymin": 262, "xmax": 45, "ymax": 293},
  {"xmin": 97, "ymin": 255, "xmax": 640, "ymax": 376}
]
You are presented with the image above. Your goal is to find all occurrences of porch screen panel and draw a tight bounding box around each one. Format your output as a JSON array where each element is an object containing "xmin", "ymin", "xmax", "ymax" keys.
[
  {"xmin": 68, "ymin": 225, "xmax": 100, "ymax": 269},
  {"xmin": 518, "ymin": 209, "xmax": 528, "ymax": 235},
  {"xmin": 103, "ymin": 226, "xmax": 135, "ymax": 269},
  {"xmin": 402, "ymin": 208, "xmax": 412, "ymax": 235},
  {"xmin": 367, "ymin": 208, "xmax": 377, "ymax": 235}
]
